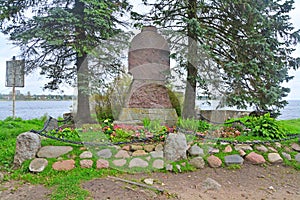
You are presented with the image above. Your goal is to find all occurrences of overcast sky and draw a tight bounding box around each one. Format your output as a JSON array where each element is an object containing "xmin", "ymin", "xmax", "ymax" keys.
[{"xmin": 0, "ymin": 1, "xmax": 299, "ymax": 99}]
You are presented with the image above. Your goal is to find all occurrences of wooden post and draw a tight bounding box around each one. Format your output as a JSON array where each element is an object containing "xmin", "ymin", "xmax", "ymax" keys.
[{"xmin": 12, "ymin": 56, "xmax": 16, "ymax": 119}]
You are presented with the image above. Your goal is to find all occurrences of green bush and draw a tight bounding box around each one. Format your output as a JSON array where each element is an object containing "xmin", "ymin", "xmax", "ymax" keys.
[{"xmin": 226, "ymin": 113, "xmax": 287, "ymax": 139}]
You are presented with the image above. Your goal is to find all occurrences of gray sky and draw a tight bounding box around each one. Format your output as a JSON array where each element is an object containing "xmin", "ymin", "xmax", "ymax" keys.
[{"xmin": 0, "ymin": 1, "xmax": 299, "ymax": 99}]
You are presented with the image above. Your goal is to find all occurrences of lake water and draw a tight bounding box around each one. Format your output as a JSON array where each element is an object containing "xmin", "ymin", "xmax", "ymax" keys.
[
  {"xmin": 0, "ymin": 100, "xmax": 73, "ymax": 120},
  {"xmin": 0, "ymin": 100, "xmax": 299, "ymax": 120}
]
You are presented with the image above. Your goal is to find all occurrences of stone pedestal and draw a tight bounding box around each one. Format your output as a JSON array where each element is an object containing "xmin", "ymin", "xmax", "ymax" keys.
[{"xmin": 116, "ymin": 26, "xmax": 178, "ymax": 125}]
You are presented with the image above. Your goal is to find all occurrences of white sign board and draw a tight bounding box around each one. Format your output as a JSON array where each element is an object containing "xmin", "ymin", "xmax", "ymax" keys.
[{"xmin": 5, "ymin": 60, "xmax": 25, "ymax": 87}]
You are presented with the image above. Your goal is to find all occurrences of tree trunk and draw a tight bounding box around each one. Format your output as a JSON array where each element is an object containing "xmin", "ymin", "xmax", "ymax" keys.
[
  {"xmin": 74, "ymin": 0, "xmax": 93, "ymax": 124},
  {"xmin": 182, "ymin": 0, "xmax": 198, "ymax": 119},
  {"xmin": 76, "ymin": 53, "xmax": 94, "ymax": 124}
]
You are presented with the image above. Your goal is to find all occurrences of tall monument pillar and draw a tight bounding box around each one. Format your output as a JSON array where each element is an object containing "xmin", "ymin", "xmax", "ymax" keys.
[{"xmin": 117, "ymin": 26, "xmax": 178, "ymax": 125}]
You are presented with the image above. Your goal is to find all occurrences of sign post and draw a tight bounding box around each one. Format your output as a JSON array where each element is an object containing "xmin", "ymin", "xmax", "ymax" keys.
[{"xmin": 5, "ymin": 56, "xmax": 25, "ymax": 119}]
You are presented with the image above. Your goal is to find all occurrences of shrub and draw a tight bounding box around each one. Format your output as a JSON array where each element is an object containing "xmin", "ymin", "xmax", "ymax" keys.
[{"xmin": 226, "ymin": 113, "xmax": 286, "ymax": 139}]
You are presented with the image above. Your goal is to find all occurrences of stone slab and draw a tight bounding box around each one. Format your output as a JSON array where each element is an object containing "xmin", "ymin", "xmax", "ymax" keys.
[{"xmin": 37, "ymin": 146, "xmax": 73, "ymax": 158}]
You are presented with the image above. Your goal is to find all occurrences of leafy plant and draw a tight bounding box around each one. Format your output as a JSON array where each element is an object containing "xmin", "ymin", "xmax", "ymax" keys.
[
  {"xmin": 177, "ymin": 118, "xmax": 210, "ymax": 132},
  {"xmin": 226, "ymin": 113, "xmax": 287, "ymax": 139},
  {"xmin": 50, "ymin": 128, "xmax": 80, "ymax": 140},
  {"xmin": 142, "ymin": 117, "xmax": 151, "ymax": 129}
]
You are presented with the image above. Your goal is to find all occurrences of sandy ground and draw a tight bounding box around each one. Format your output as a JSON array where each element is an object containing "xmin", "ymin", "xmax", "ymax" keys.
[{"xmin": 1, "ymin": 164, "xmax": 299, "ymax": 200}]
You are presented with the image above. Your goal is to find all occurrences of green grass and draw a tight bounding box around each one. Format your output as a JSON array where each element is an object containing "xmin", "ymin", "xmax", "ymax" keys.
[
  {"xmin": 278, "ymin": 118, "xmax": 300, "ymax": 134},
  {"xmin": 0, "ymin": 117, "xmax": 45, "ymax": 170}
]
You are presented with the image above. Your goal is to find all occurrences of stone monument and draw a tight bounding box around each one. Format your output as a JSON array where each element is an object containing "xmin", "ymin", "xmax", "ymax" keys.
[{"xmin": 117, "ymin": 26, "xmax": 178, "ymax": 125}]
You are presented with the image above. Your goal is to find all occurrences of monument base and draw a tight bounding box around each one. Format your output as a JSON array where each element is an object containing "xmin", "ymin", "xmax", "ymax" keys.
[{"xmin": 116, "ymin": 108, "xmax": 178, "ymax": 126}]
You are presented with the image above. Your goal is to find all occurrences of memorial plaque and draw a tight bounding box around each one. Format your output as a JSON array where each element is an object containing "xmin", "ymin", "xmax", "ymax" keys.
[{"xmin": 5, "ymin": 59, "xmax": 25, "ymax": 87}]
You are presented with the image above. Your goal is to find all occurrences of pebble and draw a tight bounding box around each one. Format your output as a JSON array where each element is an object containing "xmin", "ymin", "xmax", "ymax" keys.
[
  {"xmin": 113, "ymin": 159, "xmax": 127, "ymax": 167},
  {"xmin": 52, "ymin": 159, "xmax": 75, "ymax": 171},
  {"xmin": 129, "ymin": 158, "xmax": 148, "ymax": 168},
  {"xmin": 255, "ymin": 145, "xmax": 268, "ymax": 153},
  {"xmin": 234, "ymin": 144, "xmax": 253, "ymax": 151},
  {"xmin": 207, "ymin": 155, "xmax": 222, "ymax": 168},
  {"xmin": 115, "ymin": 150, "xmax": 130, "ymax": 158},
  {"xmin": 268, "ymin": 153, "xmax": 283, "ymax": 164},
  {"xmin": 97, "ymin": 149, "xmax": 112, "ymax": 159},
  {"xmin": 224, "ymin": 155, "xmax": 244, "ymax": 165},
  {"xmin": 189, "ymin": 157, "xmax": 205, "ymax": 169},
  {"xmin": 29, "ymin": 158, "xmax": 48, "ymax": 172},
  {"xmin": 245, "ymin": 152, "xmax": 266, "ymax": 164},
  {"xmin": 79, "ymin": 151, "xmax": 93, "ymax": 159},
  {"xmin": 144, "ymin": 178, "xmax": 154, "ymax": 185},
  {"xmin": 152, "ymin": 159, "xmax": 164, "ymax": 169},
  {"xmin": 223, "ymin": 145, "xmax": 232, "ymax": 153},
  {"xmin": 202, "ymin": 178, "xmax": 221, "ymax": 191},
  {"xmin": 96, "ymin": 159, "xmax": 109, "ymax": 169},
  {"xmin": 291, "ymin": 143, "xmax": 300, "ymax": 152},
  {"xmin": 282, "ymin": 152, "xmax": 291, "ymax": 161},
  {"xmin": 80, "ymin": 160, "xmax": 93, "ymax": 168}
]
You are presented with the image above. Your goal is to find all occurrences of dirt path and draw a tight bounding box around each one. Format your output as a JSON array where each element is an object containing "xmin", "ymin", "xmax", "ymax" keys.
[{"xmin": 1, "ymin": 164, "xmax": 299, "ymax": 200}]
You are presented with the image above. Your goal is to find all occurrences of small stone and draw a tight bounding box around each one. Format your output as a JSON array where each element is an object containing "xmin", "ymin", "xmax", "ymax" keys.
[
  {"xmin": 176, "ymin": 164, "xmax": 182, "ymax": 173},
  {"xmin": 234, "ymin": 144, "xmax": 253, "ymax": 151},
  {"xmin": 79, "ymin": 147, "xmax": 87, "ymax": 151},
  {"xmin": 132, "ymin": 150, "xmax": 148, "ymax": 157},
  {"xmin": 122, "ymin": 145, "xmax": 130, "ymax": 151},
  {"xmin": 220, "ymin": 142, "xmax": 229, "ymax": 145},
  {"xmin": 224, "ymin": 155, "xmax": 244, "ymax": 165},
  {"xmin": 202, "ymin": 178, "xmax": 221, "ymax": 191},
  {"xmin": 188, "ymin": 145, "xmax": 204, "ymax": 156},
  {"xmin": 152, "ymin": 159, "xmax": 164, "ymax": 169},
  {"xmin": 38, "ymin": 146, "xmax": 73, "ymax": 158},
  {"xmin": 295, "ymin": 153, "xmax": 300, "ymax": 163},
  {"xmin": 291, "ymin": 143, "xmax": 300, "ymax": 152},
  {"xmin": 115, "ymin": 150, "xmax": 130, "ymax": 158},
  {"xmin": 130, "ymin": 145, "xmax": 143, "ymax": 151},
  {"xmin": 80, "ymin": 160, "xmax": 93, "ymax": 168},
  {"xmin": 97, "ymin": 149, "xmax": 112, "ymax": 159},
  {"xmin": 144, "ymin": 145, "xmax": 155, "ymax": 152},
  {"xmin": 268, "ymin": 153, "xmax": 283, "ymax": 163},
  {"xmin": 255, "ymin": 145, "xmax": 268, "ymax": 153},
  {"xmin": 282, "ymin": 152, "xmax": 291, "ymax": 161},
  {"xmin": 155, "ymin": 144, "xmax": 164, "ymax": 151},
  {"xmin": 150, "ymin": 151, "xmax": 164, "ymax": 158},
  {"xmin": 166, "ymin": 164, "xmax": 173, "ymax": 171},
  {"xmin": 96, "ymin": 159, "xmax": 109, "ymax": 169},
  {"xmin": 113, "ymin": 159, "xmax": 127, "ymax": 167},
  {"xmin": 52, "ymin": 159, "xmax": 75, "ymax": 171},
  {"xmin": 208, "ymin": 147, "xmax": 219, "ymax": 154},
  {"xmin": 29, "ymin": 158, "xmax": 48, "ymax": 172},
  {"xmin": 284, "ymin": 146, "xmax": 292, "ymax": 152},
  {"xmin": 239, "ymin": 150, "xmax": 246, "ymax": 157},
  {"xmin": 129, "ymin": 158, "xmax": 148, "ymax": 168},
  {"xmin": 245, "ymin": 152, "xmax": 266, "ymax": 164},
  {"xmin": 144, "ymin": 178, "xmax": 154, "ymax": 185},
  {"xmin": 274, "ymin": 142, "xmax": 281, "ymax": 149},
  {"xmin": 189, "ymin": 157, "xmax": 205, "ymax": 169},
  {"xmin": 223, "ymin": 145, "xmax": 232, "ymax": 153},
  {"xmin": 268, "ymin": 147, "xmax": 278, "ymax": 153},
  {"xmin": 79, "ymin": 151, "xmax": 93, "ymax": 159},
  {"xmin": 207, "ymin": 155, "xmax": 222, "ymax": 168}
]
